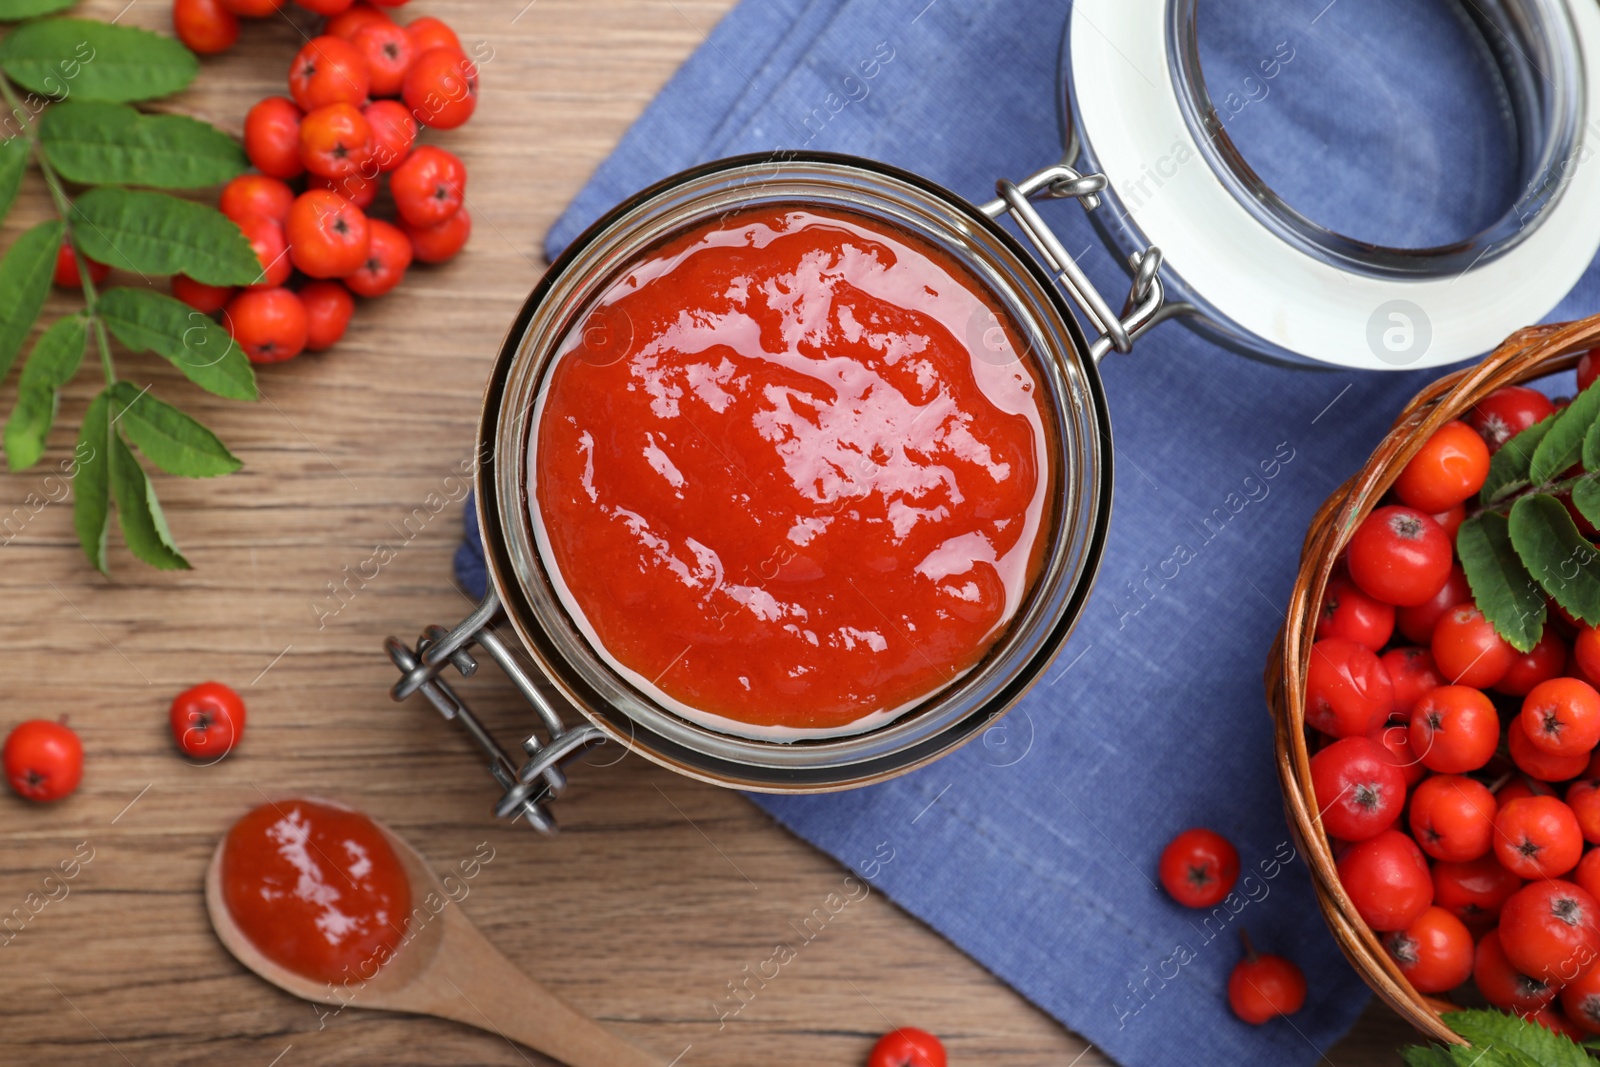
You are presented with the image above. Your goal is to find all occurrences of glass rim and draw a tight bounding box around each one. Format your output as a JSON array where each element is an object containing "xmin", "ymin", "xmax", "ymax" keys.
[{"xmin": 474, "ymin": 152, "xmax": 1114, "ymax": 791}]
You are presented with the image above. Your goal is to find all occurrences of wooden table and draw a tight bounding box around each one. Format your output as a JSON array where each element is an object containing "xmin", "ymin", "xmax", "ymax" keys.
[{"xmin": 0, "ymin": 1, "xmax": 1412, "ymax": 1062}]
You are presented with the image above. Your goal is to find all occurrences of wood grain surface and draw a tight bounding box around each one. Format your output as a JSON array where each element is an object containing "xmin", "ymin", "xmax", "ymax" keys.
[{"xmin": 0, "ymin": 1, "xmax": 1412, "ymax": 1063}]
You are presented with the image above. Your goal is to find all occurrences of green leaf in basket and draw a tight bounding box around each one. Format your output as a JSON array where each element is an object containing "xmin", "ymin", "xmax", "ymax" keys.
[
  {"xmin": 97, "ymin": 287, "xmax": 257, "ymax": 401},
  {"xmin": 1508, "ymin": 493, "xmax": 1600, "ymax": 626},
  {"xmin": 109, "ymin": 380, "xmax": 239, "ymax": 478},
  {"xmin": 108, "ymin": 425, "xmax": 188, "ymax": 570},
  {"xmin": 73, "ymin": 387, "xmax": 110, "ymax": 573},
  {"xmin": 1481, "ymin": 415, "xmax": 1557, "ymax": 505},
  {"xmin": 1443, "ymin": 1009, "xmax": 1590, "ymax": 1067},
  {"xmin": 41, "ymin": 102, "xmax": 248, "ymax": 189},
  {"xmin": 0, "ymin": 136, "xmax": 31, "ymax": 221},
  {"xmin": 5, "ymin": 314, "xmax": 86, "ymax": 471},
  {"xmin": 1531, "ymin": 380, "xmax": 1600, "ymax": 485},
  {"xmin": 0, "ymin": 19, "xmax": 198, "ymax": 103},
  {"xmin": 1572, "ymin": 473, "xmax": 1600, "ymax": 531},
  {"xmin": 70, "ymin": 188, "xmax": 259, "ymax": 286},
  {"xmin": 1457, "ymin": 511, "xmax": 1546, "ymax": 652},
  {"xmin": 0, "ymin": 218, "xmax": 64, "ymax": 388},
  {"xmin": 0, "ymin": 0, "xmax": 77, "ymax": 20},
  {"xmin": 1398, "ymin": 1048, "xmax": 1455, "ymax": 1067}
]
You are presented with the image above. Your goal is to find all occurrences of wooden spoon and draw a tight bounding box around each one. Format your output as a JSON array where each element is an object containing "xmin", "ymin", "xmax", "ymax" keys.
[{"xmin": 205, "ymin": 804, "xmax": 660, "ymax": 1066}]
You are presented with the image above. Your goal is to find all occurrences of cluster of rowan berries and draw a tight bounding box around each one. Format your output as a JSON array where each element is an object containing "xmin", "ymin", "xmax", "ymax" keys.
[
  {"xmin": 1307, "ymin": 356, "xmax": 1600, "ymax": 1039},
  {"xmin": 172, "ymin": 0, "xmax": 476, "ymax": 362}
]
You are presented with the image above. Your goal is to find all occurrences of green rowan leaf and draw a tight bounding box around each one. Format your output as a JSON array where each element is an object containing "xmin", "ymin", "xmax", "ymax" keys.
[
  {"xmin": 5, "ymin": 314, "xmax": 86, "ymax": 471},
  {"xmin": 42, "ymin": 102, "xmax": 247, "ymax": 189},
  {"xmin": 72, "ymin": 388, "xmax": 110, "ymax": 573},
  {"xmin": 109, "ymin": 380, "xmax": 239, "ymax": 477},
  {"xmin": 71, "ymin": 188, "xmax": 258, "ymax": 286},
  {"xmin": 1508, "ymin": 493, "xmax": 1600, "ymax": 626},
  {"xmin": 1457, "ymin": 511, "xmax": 1546, "ymax": 652},
  {"xmin": 97, "ymin": 287, "xmax": 256, "ymax": 401},
  {"xmin": 0, "ymin": 218, "xmax": 63, "ymax": 386},
  {"xmin": 0, "ymin": 19, "xmax": 197, "ymax": 103}
]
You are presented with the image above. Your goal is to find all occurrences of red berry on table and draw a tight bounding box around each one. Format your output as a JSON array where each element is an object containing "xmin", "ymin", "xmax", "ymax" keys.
[
  {"xmin": 344, "ymin": 218, "xmax": 412, "ymax": 297},
  {"xmin": 1394, "ymin": 564, "xmax": 1472, "ymax": 646},
  {"xmin": 309, "ymin": 171, "xmax": 379, "ymax": 209},
  {"xmin": 52, "ymin": 241, "xmax": 109, "ymax": 288},
  {"xmin": 1496, "ymin": 626, "xmax": 1569, "ymax": 697},
  {"xmin": 1345, "ymin": 506, "xmax": 1453, "ymax": 607},
  {"xmin": 299, "ymin": 281, "xmax": 355, "ymax": 351},
  {"xmin": 1578, "ymin": 848, "xmax": 1600, "ymax": 903},
  {"xmin": 244, "ymin": 97, "xmax": 306, "ymax": 180},
  {"xmin": 298, "ymin": 102, "xmax": 374, "ymax": 180},
  {"xmin": 1561, "ymin": 964, "xmax": 1600, "ymax": 1035},
  {"xmin": 1568, "ymin": 756, "xmax": 1600, "ymax": 843},
  {"xmin": 391, "ymin": 144, "xmax": 466, "ymax": 227},
  {"xmin": 1498, "ymin": 879, "xmax": 1600, "ymax": 985},
  {"xmin": 1432, "ymin": 854, "xmax": 1521, "ymax": 927},
  {"xmin": 1393, "ymin": 421, "xmax": 1491, "ymax": 513},
  {"xmin": 170, "ymin": 681, "xmax": 246, "ymax": 760},
  {"xmin": 3, "ymin": 719, "xmax": 83, "ymax": 802},
  {"xmin": 172, "ymin": 274, "xmax": 234, "ymax": 315},
  {"xmin": 1525, "ymin": 1006, "xmax": 1589, "ymax": 1041},
  {"xmin": 1520, "ymin": 676, "xmax": 1600, "ymax": 757},
  {"xmin": 1498, "ymin": 775, "xmax": 1558, "ymax": 807},
  {"xmin": 1494, "ymin": 795, "xmax": 1583, "ymax": 879},
  {"xmin": 1473, "ymin": 928, "xmax": 1556, "ymax": 1013},
  {"xmin": 1305, "ymin": 638, "xmax": 1393, "ymax": 739},
  {"xmin": 289, "ymin": 36, "xmax": 371, "ymax": 111},
  {"xmin": 1380, "ymin": 647, "xmax": 1443, "ymax": 716},
  {"xmin": 235, "ymin": 213, "xmax": 290, "ymax": 289},
  {"xmin": 325, "ymin": 1, "xmax": 391, "ymax": 40},
  {"xmin": 1580, "ymin": 350, "xmax": 1600, "ymax": 393},
  {"xmin": 173, "ymin": 0, "xmax": 239, "ymax": 54},
  {"xmin": 1381, "ymin": 905, "xmax": 1473, "ymax": 994},
  {"xmin": 1467, "ymin": 385, "xmax": 1556, "ymax": 453},
  {"xmin": 363, "ymin": 98, "xmax": 417, "ymax": 171},
  {"xmin": 293, "ymin": 0, "xmax": 355, "ymax": 14},
  {"xmin": 1227, "ymin": 931, "xmax": 1306, "ymax": 1025},
  {"xmin": 352, "ymin": 22, "xmax": 412, "ymax": 97},
  {"xmin": 1576, "ymin": 626, "xmax": 1600, "ymax": 682},
  {"xmin": 1408, "ymin": 685, "xmax": 1498, "ymax": 774},
  {"xmin": 1366, "ymin": 717, "xmax": 1425, "ymax": 786},
  {"xmin": 403, "ymin": 46, "xmax": 478, "ymax": 129},
  {"xmin": 1335, "ymin": 828, "xmax": 1433, "ymax": 931},
  {"xmin": 405, "ymin": 15, "xmax": 460, "ymax": 55},
  {"xmin": 286, "ymin": 189, "xmax": 371, "ymax": 278},
  {"xmin": 219, "ymin": 0, "xmax": 283, "ymax": 16},
  {"xmin": 1157, "ymin": 827, "xmax": 1239, "ymax": 908},
  {"xmin": 1429, "ymin": 503, "xmax": 1466, "ymax": 542},
  {"xmin": 226, "ymin": 287, "xmax": 308, "ymax": 364},
  {"xmin": 1311, "ymin": 737, "xmax": 1405, "ymax": 842},
  {"xmin": 1316, "ymin": 573, "xmax": 1394, "ymax": 651},
  {"xmin": 1510, "ymin": 714, "xmax": 1591, "ymax": 782},
  {"xmin": 1408, "ymin": 774, "xmax": 1494, "ymax": 862},
  {"xmin": 220, "ymin": 174, "xmax": 296, "ymax": 226},
  {"xmin": 1431, "ymin": 605, "xmax": 1515, "ymax": 689},
  {"xmin": 403, "ymin": 206, "xmax": 470, "ymax": 263},
  {"xmin": 865, "ymin": 1028, "xmax": 945, "ymax": 1067}
]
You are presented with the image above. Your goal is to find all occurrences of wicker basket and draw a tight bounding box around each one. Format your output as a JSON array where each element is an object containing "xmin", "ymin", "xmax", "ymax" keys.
[{"xmin": 1265, "ymin": 313, "xmax": 1600, "ymax": 1045}]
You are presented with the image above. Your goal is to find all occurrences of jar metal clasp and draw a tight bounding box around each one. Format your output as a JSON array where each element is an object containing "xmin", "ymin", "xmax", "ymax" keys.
[{"xmin": 979, "ymin": 159, "xmax": 1192, "ymax": 361}]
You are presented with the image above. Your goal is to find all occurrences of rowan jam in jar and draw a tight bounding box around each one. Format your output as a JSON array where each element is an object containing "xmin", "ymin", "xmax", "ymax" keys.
[{"xmin": 533, "ymin": 205, "xmax": 1054, "ymax": 738}]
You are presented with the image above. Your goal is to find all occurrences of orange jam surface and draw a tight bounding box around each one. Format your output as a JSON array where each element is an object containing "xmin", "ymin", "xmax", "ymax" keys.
[
  {"xmin": 221, "ymin": 799, "xmax": 411, "ymax": 985},
  {"xmin": 534, "ymin": 205, "xmax": 1053, "ymax": 735}
]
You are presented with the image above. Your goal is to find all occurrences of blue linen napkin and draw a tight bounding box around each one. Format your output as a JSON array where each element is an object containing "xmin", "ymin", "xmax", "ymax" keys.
[{"xmin": 456, "ymin": 2, "xmax": 1600, "ymax": 1063}]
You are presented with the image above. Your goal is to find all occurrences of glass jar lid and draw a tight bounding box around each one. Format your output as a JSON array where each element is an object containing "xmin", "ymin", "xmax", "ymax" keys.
[{"xmin": 1060, "ymin": 0, "xmax": 1600, "ymax": 369}]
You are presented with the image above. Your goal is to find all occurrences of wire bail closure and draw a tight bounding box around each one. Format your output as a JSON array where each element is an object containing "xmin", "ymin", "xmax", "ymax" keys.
[
  {"xmin": 387, "ymin": 588, "xmax": 607, "ymax": 831},
  {"xmin": 980, "ymin": 161, "xmax": 1184, "ymax": 362}
]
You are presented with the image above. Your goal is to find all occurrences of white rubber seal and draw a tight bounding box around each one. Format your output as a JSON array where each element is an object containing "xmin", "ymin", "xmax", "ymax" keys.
[{"xmin": 1069, "ymin": 0, "xmax": 1600, "ymax": 369}]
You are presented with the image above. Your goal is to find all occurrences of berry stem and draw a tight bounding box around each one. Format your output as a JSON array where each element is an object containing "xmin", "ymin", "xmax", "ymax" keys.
[
  {"xmin": 0, "ymin": 74, "xmax": 117, "ymax": 388},
  {"xmin": 1469, "ymin": 470, "xmax": 1596, "ymax": 520},
  {"xmin": 1238, "ymin": 927, "xmax": 1259, "ymax": 963}
]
